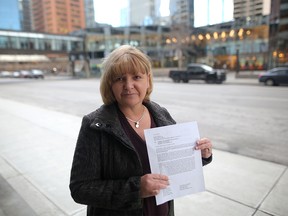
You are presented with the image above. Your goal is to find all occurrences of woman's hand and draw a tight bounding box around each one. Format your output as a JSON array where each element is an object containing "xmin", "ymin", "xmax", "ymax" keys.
[
  {"xmin": 140, "ymin": 174, "xmax": 169, "ymax": 198},
  {"xmin": 195, "ymin": 138, "xmax": 212, "ymax": 158}
]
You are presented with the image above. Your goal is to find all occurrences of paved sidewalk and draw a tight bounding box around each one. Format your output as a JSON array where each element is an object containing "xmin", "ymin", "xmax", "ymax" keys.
[{"xmin": 0, "ymin": 85, "xmax": 287, "ymax": 216}]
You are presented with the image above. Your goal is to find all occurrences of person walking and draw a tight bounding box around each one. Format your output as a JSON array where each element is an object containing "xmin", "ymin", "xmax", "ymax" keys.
[{"xmin": 69, "ymin": 45, "xmax": 213, "ymax": 216}]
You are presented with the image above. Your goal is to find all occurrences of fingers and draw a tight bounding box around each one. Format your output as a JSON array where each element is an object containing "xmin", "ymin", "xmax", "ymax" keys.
[
  {"xmin": 140, "ymin": 174, "xmax": 169, "ymax": 198},
  {"xmin": 195, "ymin": 138, "xmax": 213, "ymax": 158},
  {"xmin": 152, "ymin": 174, "xmax": 169, "ymax": 182},
  {"xmin": 151, "ymin": 174, "xmax": 169, "ymax": 189},
  {"xmin": 195, "ymin": 138, "xmax": 212, "ymax": 150},
  {"xmin": 152, "ymin": 189, "xmax": 160, "ymax": 196}
]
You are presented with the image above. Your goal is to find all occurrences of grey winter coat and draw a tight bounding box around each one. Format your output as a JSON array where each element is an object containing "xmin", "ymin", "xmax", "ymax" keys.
[{"xmin": 69, "ymin": 101, "xmax": 211, "ymax": 216}]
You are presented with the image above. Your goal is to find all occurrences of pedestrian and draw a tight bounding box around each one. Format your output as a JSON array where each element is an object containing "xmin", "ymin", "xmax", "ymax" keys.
[{"xmin": 69, "ymin": 45, "xmax": 213, "ymax": 216}]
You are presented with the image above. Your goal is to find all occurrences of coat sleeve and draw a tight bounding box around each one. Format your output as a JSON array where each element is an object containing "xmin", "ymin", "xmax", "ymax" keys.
[
  {"xmin": 69, "ymin": 115, "xmax": 142, "ymax": 210},
  {"xmin": 202, "ymin": 154, "xmax": 213, "ymax": 166}
]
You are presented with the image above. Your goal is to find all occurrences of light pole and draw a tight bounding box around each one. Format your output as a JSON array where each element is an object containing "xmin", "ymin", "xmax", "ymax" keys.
[
  {"xmin": 236, "ymin": 47, "xmax": 240, "ymax": 74},
  {"xmin": 83, "ymin": 34, "xmax": 91, "ymax": 78}
]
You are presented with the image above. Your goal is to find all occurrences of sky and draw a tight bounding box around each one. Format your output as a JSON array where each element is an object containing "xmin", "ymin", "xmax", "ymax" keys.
[
  {"xmin": 94, "ymin": 0, "xmax": 234, "ymax": 27},
  {"xmin": 94, "ymin": 0, "xmax": 128, "ymax": 26},
  {"xmin": 94, "ymin": 0, "xmax": 172, "ymax": 26}
]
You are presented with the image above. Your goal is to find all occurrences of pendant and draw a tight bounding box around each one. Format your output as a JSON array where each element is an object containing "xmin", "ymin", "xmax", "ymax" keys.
[{"xmin": 135, "ymin": 122, "xmax": 140, "ymax": 128}]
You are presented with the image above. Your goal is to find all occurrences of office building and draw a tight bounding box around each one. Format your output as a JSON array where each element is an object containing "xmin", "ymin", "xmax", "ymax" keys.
[
  {"xmin": 31, "ymin": 0, "xmax": 86, "ymax": 34},
  {"xmin": 84, "ymin": 0, "xmax": 96, "ymax": 28},
  {"xmin": 269, "ymin": 0, "xmax": 288, "ymax": 67},
  {"xmin": 193, "ymin": 0, "xmax": 233, "ymax": 27},
  {"xmin": 234, "ymin": 0, "xmax": 271, "ymax": 19},
  {"xmin": 0, "ymin": 29, "xmax": 83, "ymax": 72},
  {"xmin": 170, "ymin": 0, "xmax": 194, "ymax": 27},
  {"xmin": 120, "ymin": 6, "xmax": 130, "ymax": 27},
  {"xmin": 128, "ymin": 0, "xmax": 173, "ymax": 26},
  {"xmin": 129, "ymin": 0, "xmax": 156, "ymax": 25},
  {"xmin": 0, "ymin": 0, "xmax": 21, "ymax": 30},
  {"xmin": 278, "ymin": 0, "xmax": 288, "ymax": 39},
  {"xmin": 20, "ymin": 0, "xmax": 32, "ymax": 31}
]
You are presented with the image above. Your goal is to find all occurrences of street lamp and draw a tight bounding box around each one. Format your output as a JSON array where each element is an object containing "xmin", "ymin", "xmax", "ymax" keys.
[{"xmin": 236, "ymin": 47, "xmax": 240, "ymax": 74}]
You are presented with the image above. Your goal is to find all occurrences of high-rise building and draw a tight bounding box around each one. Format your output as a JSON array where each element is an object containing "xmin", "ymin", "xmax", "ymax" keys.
[
  {"xmin": 120, "ymin": 6, "xmax": 130, "ymax": 27},
  {"xmin": 170, "ymin": 0, "xmax": 194, "ymax": 27},
  {"xmin": 20, "ymin": 0, "xmax": 33, "ymax": 31},
  {"xmin": 129, "ymin": 0, "xmax": 156, "ymax": 26},
  {"xmin": 0, "ymin": 0, "xmax": 32, "ymax": 31},
  {"xmin": 0, "ymin": 0, "xmax": 21, "ymax": 30},
  {"xmin": 234, "ymin": 0, "xmax": 271, "ymax": 19},
  {"xmin": 84, "ymin": 0, "xmax": 95, "ymax": 28},
  {"xmin": 193, "ymin": 0, "xmax": 233, "ymax": 27},
  {"xmin": 128, "ymin": 0, "xmax": 183, "ymax": 26},
  {"xmin": 93, "ymin": 0, "xmax": 171, "ymax": 27},
  {"xmin": 31, "ymin": 0, "xmax": 86, "ymax": 34},
  {"xmin": 278, "ymin": 0, "xmax": 288, "ymax": 39},
  {"xmin": 268, "ymin": 0, "xmax": 288, "ymax": 67}
]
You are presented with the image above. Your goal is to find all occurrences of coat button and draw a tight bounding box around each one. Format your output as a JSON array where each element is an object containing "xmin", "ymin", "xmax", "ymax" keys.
[{"xmin": 95, "ymin": 123, "xmax": 102, "ymax": 127}]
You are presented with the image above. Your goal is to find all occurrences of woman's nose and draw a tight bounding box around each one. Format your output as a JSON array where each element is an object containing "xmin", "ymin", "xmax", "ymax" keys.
[{"xmin": 124, "ymin": 78, "xmax": 134, "ymax": 89}]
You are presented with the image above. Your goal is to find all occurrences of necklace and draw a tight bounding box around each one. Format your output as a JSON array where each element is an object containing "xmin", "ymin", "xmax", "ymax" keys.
[{"xmin": 125, "ymin": 107, "xmax": 146, "ymax": 128}]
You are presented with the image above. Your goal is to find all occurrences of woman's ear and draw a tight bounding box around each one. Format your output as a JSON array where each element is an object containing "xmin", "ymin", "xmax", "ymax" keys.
[{"xmin": 147, "ymin": 72, "xmax": 151, "ymax": 88}]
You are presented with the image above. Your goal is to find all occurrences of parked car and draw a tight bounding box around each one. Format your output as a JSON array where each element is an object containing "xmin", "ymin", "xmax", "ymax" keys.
[
  {"xmin": 169, "ymin": 63, "xmax": 226, "ymax": 84},
  {"xmin": 12, "ymin": 71, "xmax": 20, "ymax": 78},
  {"xmin": 0, "ymin": 71, "xmax": 12, "ymax": 78},
  {"xmin": 258, "ymin": 67, "xmax": 288, "ymax": 86},
  {"xmin": 19, "ymin": 70, "xmax": 33, "ymax": 78},
  {"xmin": 31, "ymin": 69, "xmax": 45, "ymax": 79}
]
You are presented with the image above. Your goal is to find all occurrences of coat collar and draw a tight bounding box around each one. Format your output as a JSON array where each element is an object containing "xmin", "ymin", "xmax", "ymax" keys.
[
  {"xmin": 88, "ymin": 101, "xmax": 176, "ymax": 148},
  {"xmin": 90, "ymin": 101, "xmax": 175, "ymax": 128}
]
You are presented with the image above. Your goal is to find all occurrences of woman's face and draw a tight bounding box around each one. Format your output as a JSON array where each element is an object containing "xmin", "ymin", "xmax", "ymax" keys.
[{"xmin": 111, "ymin": 71, "xmax": 150, "ymax": 108}]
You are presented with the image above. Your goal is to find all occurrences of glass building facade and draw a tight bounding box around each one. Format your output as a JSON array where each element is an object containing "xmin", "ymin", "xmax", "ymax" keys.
[
  {"xmin": 0, "ymin": 29, "xmax": 83, "ymax": 72},
  {"xmin": 0, "ymin": 19, "xmax": 285, "ymax": 74},
  {"xmin": 0, "ymin": 0, "xmax": 21, "ymax": 30},
  {"xmin": 0, "ymin": 30, "xmax": 83, "ymax": 52}
]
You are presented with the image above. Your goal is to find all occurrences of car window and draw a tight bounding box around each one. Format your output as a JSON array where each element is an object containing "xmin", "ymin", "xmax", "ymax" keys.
[
  {"xmin": 191, "ymin": 67, "xmax": 203, "ymax": 73},
  {"xmin": 275, "ymin": 70, "xmax": 286, "ymax": 75},
  {"xmin": 201, "ymin": 65, "xmax": 213, "ymax": 72}
]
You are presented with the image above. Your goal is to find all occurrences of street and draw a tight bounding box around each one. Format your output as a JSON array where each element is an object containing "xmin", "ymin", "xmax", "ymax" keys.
[{"xmin": 0, "ymin": 77, "xmax": 288, "ymax": 166}]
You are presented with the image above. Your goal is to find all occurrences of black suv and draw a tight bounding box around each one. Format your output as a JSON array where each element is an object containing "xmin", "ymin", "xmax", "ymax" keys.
[{"xmin": 169, "ymin": 63, "xmax": 226, "ymax": 84}]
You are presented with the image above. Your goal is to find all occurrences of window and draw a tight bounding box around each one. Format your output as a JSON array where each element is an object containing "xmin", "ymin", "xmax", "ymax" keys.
[
  {"xmin": 275, "ymin": 70, "xmax": 285, "ymax": 75},
  {"xmin": 0, "ymin": 36, "xmax": 9, "ymax": 48},
  {"xmin": 188, "ymin": 66, "xmax": 202, "ymax": 73}
]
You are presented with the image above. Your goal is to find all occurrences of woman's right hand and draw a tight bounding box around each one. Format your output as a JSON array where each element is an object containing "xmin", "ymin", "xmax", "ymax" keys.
[{"xmin": 140, "ymin": 174, "xmax": 169, "ymax": 198}]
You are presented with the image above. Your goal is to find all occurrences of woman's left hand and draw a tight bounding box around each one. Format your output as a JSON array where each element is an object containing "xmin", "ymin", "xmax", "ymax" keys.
[{"xmin": 195, "ymin": 138, "xmax": 212, "ymax": 158}]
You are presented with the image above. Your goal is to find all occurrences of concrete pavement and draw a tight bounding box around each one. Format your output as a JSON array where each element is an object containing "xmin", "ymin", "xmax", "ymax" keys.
[{"xmin": 0, "ymin": 74, "xmax": 287, "ymax": 216}]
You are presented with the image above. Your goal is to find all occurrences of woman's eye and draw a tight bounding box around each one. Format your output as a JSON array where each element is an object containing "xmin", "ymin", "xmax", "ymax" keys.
[
  {"xmin": 134, "ymin": 75, "xmax": 142, "ymax": 80},
  {"xmin": 115, "ymin": 77, "xmax": 123, "ymax": 82}
]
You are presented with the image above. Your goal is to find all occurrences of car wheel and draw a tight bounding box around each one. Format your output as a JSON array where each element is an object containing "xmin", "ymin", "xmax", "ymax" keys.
[
  {"xmin": 265, "ymin": 79, "xmax": 275, "ymax": 86},
  {"xmin": 173, "ymin": 76, "xmax": 181, "ymax": 83},
  {"xmin": 215, "ymin": 80, "xmax": 223, "ymax": 84},
  {"xmin": 205, "ymin": 79, "xmax": 215, "ymax": 84}
]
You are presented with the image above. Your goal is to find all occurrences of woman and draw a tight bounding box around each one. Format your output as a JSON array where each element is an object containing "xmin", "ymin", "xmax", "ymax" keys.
[{"xmin": 69, "ymin": 45, "xmax": 213, "ymax": 216}]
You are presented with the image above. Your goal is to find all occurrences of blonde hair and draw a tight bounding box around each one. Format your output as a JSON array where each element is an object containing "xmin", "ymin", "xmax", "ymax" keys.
[{"xmin": 100, "ymin": 45, "xmax": 153, "ymax": 105}]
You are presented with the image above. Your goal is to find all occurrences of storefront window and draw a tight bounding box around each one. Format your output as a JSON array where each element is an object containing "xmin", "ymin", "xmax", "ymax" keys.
[{"xmin": 0, "ymin": 36, "xmax": 8, "ymax": 48}]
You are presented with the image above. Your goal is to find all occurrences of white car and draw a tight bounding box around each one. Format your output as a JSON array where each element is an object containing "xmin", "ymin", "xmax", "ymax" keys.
[
  {"xmin": 0, "ymin": 71, "xmax": 11, "ymax": 78},
  {"xmin": 31, "ymin": 69, "xmax": 45, "ymax": 79},
  {"xmin": 13, "ymin": 71, "xmax": 21, "ymax": 78},
  {"xmin": 19, "ymin": 70, "xmax": 33, "ymax": 78}
]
